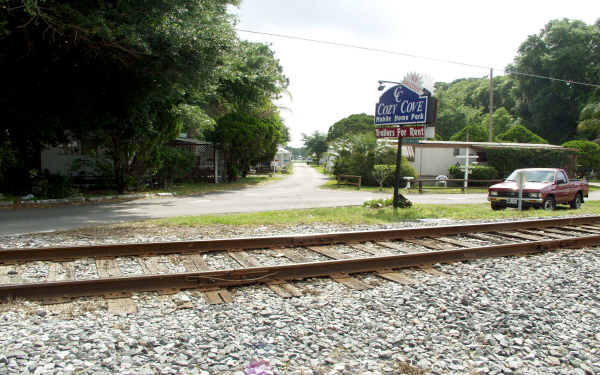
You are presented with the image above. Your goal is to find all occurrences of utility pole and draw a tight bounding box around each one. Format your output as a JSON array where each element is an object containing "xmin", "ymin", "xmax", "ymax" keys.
[{"xmin": 489, "ymin": 68, "xmax": 494, "ymax": 142}]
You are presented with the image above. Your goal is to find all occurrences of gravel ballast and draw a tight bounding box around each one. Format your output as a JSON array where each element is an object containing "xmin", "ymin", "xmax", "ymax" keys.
[{"xmin": 0, "ymin": 221, "xmax": 599, "ymax": 375}]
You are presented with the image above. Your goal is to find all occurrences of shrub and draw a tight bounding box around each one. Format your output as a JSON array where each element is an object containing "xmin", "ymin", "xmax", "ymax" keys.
[
  {"xmin": 485, "ymin": 148, "xmax": 576, "ymax": 177},
  {"xmin": 561, "ymin": 140, "xmax": 600, "ymax": 177},
  {"xmin": 495, "ymin": 125, "xmax": 547, "ymax": 144},
  {"xmin": 373, "ymin": 164, "xmax": 395, "ymax": 189},
  {"xmin": 156, "ymin": 147, "xmax": 197, "ymax": 187},
  {"xmin": 31, "ymin": 171, "xmax": 74, "ymax": 199},
  {"xmin": 331, "ymin": 133, "xmax": 417, "ymax": 187},
  {"xmin": 449, "ymin": 124, "xmax": 488, "ymax": 142},
  {"xmin": 448, "ymin": 164, "xmax": 499, "ymax": 186}
]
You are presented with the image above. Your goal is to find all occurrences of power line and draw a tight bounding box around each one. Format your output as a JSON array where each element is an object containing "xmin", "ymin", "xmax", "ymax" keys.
[{"xmin": 236, "ymin": 28, "xmax": 600, "ymax": 89}]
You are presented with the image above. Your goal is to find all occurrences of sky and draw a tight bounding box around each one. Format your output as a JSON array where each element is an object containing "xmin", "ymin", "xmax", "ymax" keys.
[{"xmin": 230, "ymin": 1, "xmax": 600, "ymax": 147}]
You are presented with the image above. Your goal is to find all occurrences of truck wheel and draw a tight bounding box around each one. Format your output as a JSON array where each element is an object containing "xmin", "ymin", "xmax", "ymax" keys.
[
  {"xmin": 570, "ymin": 192, "xmax": 582, "ymax": 209},
  {"xmin": 543, "ymin": 196, "xmax": 556, "ymax": 211},
  {"xmin": 491, "ymin": 202, "xmax": 505, "ymax": 211}
]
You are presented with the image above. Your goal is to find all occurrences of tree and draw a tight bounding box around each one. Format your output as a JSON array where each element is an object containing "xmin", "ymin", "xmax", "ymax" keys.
[
  {"xmin": 207, "ymin": 40, "xmax": 289, "ymax": 117},
  {"xmin": 211, "ymin": 111, "xmax": 286, "ymax": 181},
  {"xmin": 373, "ymin": 165, "xmax": 395, "ymax": 190},
  {"xmin": 449, "ymin": 125, "xmax": 489, "ymax": 142},
  {"xmin": 327, "ymin": 113, "xmax": 374, "ymax": 141},
  {"xmin": 1, "ymin": 0, "xmax": 238, "ymax": 193},
  {"xmin": 332, "ymin": 133, "xmax": 415, "ymax": 187},
  {"xmin": 561, "ymin": 140, "xmax": 600, "ymax": 177},
  {"xmin": 576, "ymin": 102, "xmax": 600, "ymax": 142},
  {"xmin": 480, "ymin": 107, "xmax": 515, "ymax": 137},
  {"xmin": 495, "ymin": 125, "xmax": 548, "ymax": 144},
  {"xmin": 303, "ymin": 131, "xmax": 328, "ymax": 163},
  {"xmin": 508, "ymin": 19, "xmax": 600, "ymax": 144},
  {"xmin": 433, "ymin": 76, "xmax": 518, "ymax": 140}
]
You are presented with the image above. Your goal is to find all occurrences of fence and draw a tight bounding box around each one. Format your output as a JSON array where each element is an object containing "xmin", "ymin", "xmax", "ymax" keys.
[{"xmin": 415, "ymin": 179, "xmax": 504, "ymax": 193}]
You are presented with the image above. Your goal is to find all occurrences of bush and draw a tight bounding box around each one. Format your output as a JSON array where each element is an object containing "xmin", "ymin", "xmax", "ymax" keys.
[
  {"xmin": 331, "ymin": 132, "xmax": 416, "ymax": 187},
  {"xmin": 495, "ymin": 125, "xmax": 547, "ymax": 144},
  {"xmin": 449, "ymin": 124, "xmax": 488, "ymax": 142},
  {"xmin": 448, "ymin": 164, "xmax": 499, "ymax": 186},
  {"xmin": 561, "ymin": 140, "xmax": 600, "ymax": 177},
  {"xmin": 448, "ymin": 164, "xmax": 499, "ymax": 180},
  {"xmin": 31, "ymin": 171, "xmax": 74, "ymax": 199},
  {"xmin": 156, "ymin": 147, "xmax": 197, "ymax": 187},
  {"xmin": 485, "ymin": 148, "xmax": 576, "ymax": 177}
]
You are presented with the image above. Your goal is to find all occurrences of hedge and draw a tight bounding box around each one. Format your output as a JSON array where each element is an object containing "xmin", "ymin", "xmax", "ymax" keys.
[{"xmin": 484, "ymin": 148, "xmax": 576, "ymax": 178}]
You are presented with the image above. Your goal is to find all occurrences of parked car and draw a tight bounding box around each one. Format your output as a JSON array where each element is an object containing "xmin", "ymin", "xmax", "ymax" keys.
[{"xmin": 487, "ymin": 168, "xmax": 589, "ymax": 210}]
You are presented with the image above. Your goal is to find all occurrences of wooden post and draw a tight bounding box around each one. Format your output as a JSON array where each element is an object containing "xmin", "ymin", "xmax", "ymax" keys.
[{"xmin": 489, "ymin": 68, "xmax": 494, "ymax": 142}]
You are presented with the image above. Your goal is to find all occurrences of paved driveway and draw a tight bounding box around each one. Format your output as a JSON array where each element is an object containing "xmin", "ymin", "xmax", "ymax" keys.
[{"xmin": 0, "ymin": 164, "xmax": 597, "ymax": 236}]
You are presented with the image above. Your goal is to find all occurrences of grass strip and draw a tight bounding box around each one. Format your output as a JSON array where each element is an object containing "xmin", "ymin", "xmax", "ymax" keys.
[{"xmin": 152, "ymin": 200, "xmax": 600, "ymax": 227}]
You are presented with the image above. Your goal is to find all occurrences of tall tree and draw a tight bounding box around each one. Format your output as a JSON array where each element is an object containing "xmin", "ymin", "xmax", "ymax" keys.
[
  {"xmin": 211, "ymin": 110, "xmax": 286, "ymax": 181},
  {"xmin": 327, "ymin": 113, "xmax": 374, "ymax": 141},
  {"xmin": 508, "ymin": 19, "xmax": 600, "ymax": 144},
  {"xmin": 302, "ymin": 131, "xmax": 328, "ymax": 163},
  {"xmin": 1, "ymin": 0, "xmax": 237, "ymax": 192},
  {"xmin": 576, "ymin": 102, "xmax": 600, "ymax": 142}
]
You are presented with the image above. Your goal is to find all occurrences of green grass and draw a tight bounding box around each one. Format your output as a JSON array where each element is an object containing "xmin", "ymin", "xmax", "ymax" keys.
[
  {"xmin": 152, "ymin": 200, "xmax": 600, "ymax": 227},
  {"xmin": 153, "ymin": 175, "xmax": 277, "ymax": 196}
]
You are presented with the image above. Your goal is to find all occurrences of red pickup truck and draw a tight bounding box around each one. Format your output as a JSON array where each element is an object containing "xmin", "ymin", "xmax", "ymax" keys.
[{"xmin": 488, "ymin": 168, "xmax": 589, "ymax": 210}]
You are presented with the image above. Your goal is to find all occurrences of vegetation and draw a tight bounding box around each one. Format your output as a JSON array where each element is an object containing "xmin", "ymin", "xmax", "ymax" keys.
[
  {"xmin": 373, "ymin": 165, "xmax": 396, "ymax": 189},
  {"xmin": 327, "ymin": 114, "xmax": 374, "ymax": 141},
  {"xmin": 508, "ymin": 19, "xmax": 600, "ymax": 144},
  {"xmin": 433, "ymin": 19, "xmax": 600, "ymax": 146},
  {"xmin": 485, "ymin": 148, "xmax": 576, "ymax": 178},
  {"xmin": 331, "ymin": 133, "xmax": 416, "ymax": 187},
  {"xmin": 302, "ymin": 131, "xmax": 328, "ymax": 163},
  {"xmin": 152, "ymin": 201, "xmax": 600, "ymax": 226},
  {"xmin": 0, "ymin": 0, "xmax": 287, "ymax": 194},
  {"xmin": 449, "ymin": 125, "xmax": 489, "ymax": 142},
  {"xmin": 561, "ymin": 140, "xmax": 600, "ymax": 177},
  {"xmin": 448, "ymin": 165, "xmax": 499, "ymax": 182},
  {"xmin": 495, "ymin": 125, "xmax": 548, "ymax": 144}
]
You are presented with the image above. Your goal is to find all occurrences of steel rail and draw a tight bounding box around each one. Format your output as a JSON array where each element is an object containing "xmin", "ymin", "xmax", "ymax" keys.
[
  {"xmin": 1, "ymin": 234, "xmax": 599, "ymax": 299},
  {"xmin": 1, "ymin": 216, "xmax": 600, "ymax": 264}
]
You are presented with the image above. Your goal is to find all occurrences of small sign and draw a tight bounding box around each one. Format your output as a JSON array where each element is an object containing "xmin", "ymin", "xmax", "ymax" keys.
[
  {"xmin": 375, "ymin": 125, "xmax": 425, "ymax": 138},
  {"xmin": 375, "ymin": 84, "xmax": 429, "ymax": 126}
]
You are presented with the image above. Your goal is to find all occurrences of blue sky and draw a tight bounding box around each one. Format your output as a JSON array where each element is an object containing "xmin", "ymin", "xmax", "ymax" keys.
[{"xmin": 230, "ymin": 1, "xmax": 600, "ymax": 147}]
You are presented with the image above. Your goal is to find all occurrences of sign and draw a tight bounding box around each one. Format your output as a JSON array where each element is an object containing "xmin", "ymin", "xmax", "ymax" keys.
[
  {"xmin": 375, "ymin": 84, "xmax": 429, "ymax": 126},
  {"xmin": 375, "ymin": 125, "xmax": 426, "ymax": 139}
]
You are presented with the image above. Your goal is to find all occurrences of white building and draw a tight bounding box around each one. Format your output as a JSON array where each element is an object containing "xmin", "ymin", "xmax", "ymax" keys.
[
  {"xmin": 272, "ymin": 147, "xmax": 291, "ymax": 171},
  {"xmin": 408, "ymin": 141, "xmax": 573, "ymax": 178}
]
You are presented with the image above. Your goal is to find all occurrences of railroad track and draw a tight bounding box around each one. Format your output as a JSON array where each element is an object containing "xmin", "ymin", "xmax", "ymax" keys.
[{"xmin": 1, "ymin": 216, "xmax": 600, "ymax": 311}]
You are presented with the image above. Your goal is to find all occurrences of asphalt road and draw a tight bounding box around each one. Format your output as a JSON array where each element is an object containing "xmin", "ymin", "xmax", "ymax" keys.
[{"xmin": 1, "ymin": 163, "xmax": 598, "ymax": 236}]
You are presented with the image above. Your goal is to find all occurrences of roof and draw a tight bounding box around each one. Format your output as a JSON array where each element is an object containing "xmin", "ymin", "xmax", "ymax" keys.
[{"xmin": 415, "ymin": 140, "xmax": 571, "ymax": 150}]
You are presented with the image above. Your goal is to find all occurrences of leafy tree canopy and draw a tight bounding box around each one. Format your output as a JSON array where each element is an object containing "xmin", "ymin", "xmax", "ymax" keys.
[
  {"xmin": 508, "ymin": 18, "xmax": 600, "ymax": 144},
  {"xmin": 1, "ymin": 0, "xmax": 238, "ymax": 192},
  {"xmin": 327, "ymin": 113, "xmax": 374, "ymax": 141},
  {"xmin": 302, "ymin": 131, "xmax": 328, "ymax": 162},
  {"xmin": 576, "ymin": 102, "xmax": 600, "ymax": 142},
  {"xmin": 210, "ymin": 109, "xmax": 287, "ymax": 181},
  {"xmin": 495, "ymin": 125, "xmax": 548, "ymax": 144},
  {"xmin": 479, "ymin": 107, "xmax": 515, "ymax": 139},
  {"xmin": 449, "ymin": 125, "xmax": 489, "ymax": 142},
  {"xmin": 561, "ymin": 140, "xmax": 600, "ymax": 177},
  {"xmin": 433, "ymin": 76, "xmax": 517, "ymax": 140}
]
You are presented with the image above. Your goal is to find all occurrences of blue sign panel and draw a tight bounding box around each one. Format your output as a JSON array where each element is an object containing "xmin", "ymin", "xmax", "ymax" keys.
[{"xmin": 374, "ymin": 84, "xmax": 429, "ymax": 126}]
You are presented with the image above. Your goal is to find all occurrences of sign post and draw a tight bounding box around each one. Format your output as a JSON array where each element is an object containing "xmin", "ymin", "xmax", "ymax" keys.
[{"xmin": 375, "ymin": 81, "xmax": 435, "ymax": 208}]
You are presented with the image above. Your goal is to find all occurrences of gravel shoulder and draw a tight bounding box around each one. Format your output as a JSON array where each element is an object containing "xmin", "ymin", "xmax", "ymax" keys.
[{"xmin": 0, "ymin": 221, "xmax": 599, "ymax": 375}]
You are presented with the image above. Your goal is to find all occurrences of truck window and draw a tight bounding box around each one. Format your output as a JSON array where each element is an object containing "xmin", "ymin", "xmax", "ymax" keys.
[{"xmin": 557, "ymin": 171, "xmax": 567, "ymax": 184}]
